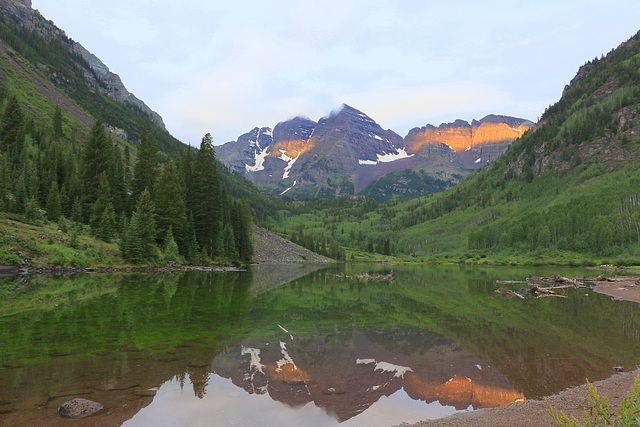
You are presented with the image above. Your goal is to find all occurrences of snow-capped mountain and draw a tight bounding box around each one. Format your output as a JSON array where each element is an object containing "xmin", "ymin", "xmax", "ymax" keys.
[{"xmin": 216, "ymin": 104, "xmax": 533, "ymax": 199}]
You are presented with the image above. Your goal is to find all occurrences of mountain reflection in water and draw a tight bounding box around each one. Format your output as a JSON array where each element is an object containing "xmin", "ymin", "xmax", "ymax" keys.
[
  {"xmin": 1, "ymin": 264, "xmax": 640, "ymax": 426},
  {"xmin": 206, "ymin": 326, "xmax": 524, "ymax": 424}
]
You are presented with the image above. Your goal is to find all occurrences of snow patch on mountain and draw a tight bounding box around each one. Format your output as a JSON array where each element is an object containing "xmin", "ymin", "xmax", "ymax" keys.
[
  {"xmin": 279, "ymin": 152, "xmax": 299, "ymax": 179},
  {"xmin": 246, "ymin": 145, "xmax": 270, "ymax": 172},
  {"xmin": 358, "ymin": 147, "xmax": 414, "ymax": 166},
  {"xmin": 245, "ymin": 129, "xmax": 270, "ymax": 173},
  {"xmin": 280, "ymin": 180, "xmax": 297, "ymax": 195}
]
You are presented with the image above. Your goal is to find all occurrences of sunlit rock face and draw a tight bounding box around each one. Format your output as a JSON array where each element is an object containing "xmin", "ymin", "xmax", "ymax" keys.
[
  {"xmin": 405, "ymin": 115, "xmax": 533, "ymax": 153},
  {"xmin": 216, "ymin": 106, "xmax": 533, "ymax": 199}
]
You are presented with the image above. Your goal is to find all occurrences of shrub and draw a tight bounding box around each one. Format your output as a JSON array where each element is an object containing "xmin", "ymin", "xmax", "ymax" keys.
[{"xmin": 547, "ymin": 375, "xmax": 640, "ymax": 426}]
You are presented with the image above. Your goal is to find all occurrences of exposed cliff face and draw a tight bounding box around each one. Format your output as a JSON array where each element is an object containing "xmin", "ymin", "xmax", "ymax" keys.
[
  {"xmin": 216, "ymin": 105, "xmax": 533, "ymax": 200},
  {"xmin": 405, "ymin": 116, "xmax": 533, "ymax": 153},
  {"xmin": 72, "ymin": 43, "xmax": 166, "ymax": 130}
]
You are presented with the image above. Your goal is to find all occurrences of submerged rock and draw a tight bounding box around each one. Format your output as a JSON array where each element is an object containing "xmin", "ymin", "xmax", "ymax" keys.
[{"xmin": 58, "ymin": 398, "xmax": 103, "ymax": 419}]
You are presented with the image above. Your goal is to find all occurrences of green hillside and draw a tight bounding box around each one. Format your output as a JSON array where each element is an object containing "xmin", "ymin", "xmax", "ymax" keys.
[
  {"xmin": 0, "ymin": 11, "xmax": 184, "ymax": 157},
  {"xmin": 0, "ymin": 12, "xmax": 255, "ymax": 267},
  {"xmin": 268, "ymin": 30, "xmax": 640, "ymax": 265}
]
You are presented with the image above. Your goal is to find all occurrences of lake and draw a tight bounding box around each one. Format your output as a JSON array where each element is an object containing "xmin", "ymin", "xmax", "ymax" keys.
[{"xmin": 1, "ymin": 264, "xmax": 639, "ymax": 426}]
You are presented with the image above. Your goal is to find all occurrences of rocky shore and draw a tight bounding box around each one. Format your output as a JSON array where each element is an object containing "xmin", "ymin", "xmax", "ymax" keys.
[{"xmin": 1, "ymin": 264, "xmax": 244, "ymax": 276}]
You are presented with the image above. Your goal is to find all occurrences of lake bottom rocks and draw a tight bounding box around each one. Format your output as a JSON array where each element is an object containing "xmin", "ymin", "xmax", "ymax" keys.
[{"xmin": 58, "ymin": 398, "xmax": 103, "ymax": 419}]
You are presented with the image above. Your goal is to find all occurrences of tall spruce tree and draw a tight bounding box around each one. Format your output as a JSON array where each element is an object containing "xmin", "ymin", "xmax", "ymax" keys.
[
  {"xmin": 154, "ymin": 159, "xmax": 186, "ymax": 249},
  {"xmin": 191, "ymin": 133, "xmax": 221, "ymax": 257},
  {"xmin": 45, "ymin": 180, "xmax": 61, "ymax": 222},
  {"xmin": 122, "ymin": 189, "xmax": 157, "ymax": 263},
  {"xmin": 131, "ymin": 125, "xmax": 158, "ymax": 205},
  {"xmin": 0, "ymin": 95, "xmax": 24, "ymax": 151},
  {"xmin": 80, "ymin": 119, "xmax": 113, "ymax": 219},
  {"xmin": 237, "ymin": 199, "xmax": 253, "ymax": 262},
  {"xmin": 90, "ymin": 173, "xmax": 116, "ymax": 242},
  {"xmin": 52, "ymin": 105, "xmax": 63, "ymax": 139}
]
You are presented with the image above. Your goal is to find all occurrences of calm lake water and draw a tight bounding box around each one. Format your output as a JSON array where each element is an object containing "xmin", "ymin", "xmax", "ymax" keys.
[{"xmin": 1, "ymin": 264, "xmax": 640, "ymax": 426}]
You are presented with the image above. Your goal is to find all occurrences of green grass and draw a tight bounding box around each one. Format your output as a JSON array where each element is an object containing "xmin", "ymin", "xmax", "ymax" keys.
[{"xmin": 0, "ymin": 214, "xmax": 122, "ymax": 268}]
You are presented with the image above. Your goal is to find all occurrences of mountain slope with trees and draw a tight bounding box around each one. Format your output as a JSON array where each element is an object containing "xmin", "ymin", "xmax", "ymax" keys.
[
  {"xmin": 268, "ymin": 29, "xmax": 640, "ymax": 265},
  {"xmin": 0, "ymin": 1, "xmax": 256, "ymax": 267}
]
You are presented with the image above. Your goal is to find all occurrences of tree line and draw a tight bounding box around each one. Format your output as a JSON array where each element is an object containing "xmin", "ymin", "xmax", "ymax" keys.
[{"xmin": 0, "ymin": 90, "xmax": 253, "ymax": 264}]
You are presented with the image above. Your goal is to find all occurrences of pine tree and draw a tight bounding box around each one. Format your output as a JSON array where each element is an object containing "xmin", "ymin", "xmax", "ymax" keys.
[
  {"xmin": 25, "ymin": 195, "xmax": 40, "ymax": 224},
  {"xmin": 98, "ymin": 204, "xmax": 116, "ymax": 243},
  {"xmin": 52, "ymin": 105, "xmax": 63, "ymax": 139},
  {"xmin": 80, "ymin": 119, "xmax": 113, "ymax": 218},
  {"xmin": 71, "ymin": 197, "xmax": 83, "ymax": 225},
  {"xmin": 191, "ymin": 133, "xmax": 221, "ymax": 257},
  {"xmin": 131, "ymin": 125, "xmax": 158, "ymax": 204},
  {"xmin": 45, "ymin": 180, "xmax": 61, "ymax": 222},
  {"xmin": 162, "ymin": 226, "xmax": 184, "ymax": 264},
  {"xmin": 12, "ymin": 171, "xmax": 28, "ymax": 213},
  {"xmin": 0, "ymin": 152, "xmax": 9, "ymax": 209},
  {"xmin": 0, "ymin": 95, "xmax": 24, "ymax": 151},
  {"xmin": 237, "ymin": 199, "xmax": 253, "ymax": 262},
  {"xmin": 154, "ymin": 159, "xmax": 186, "ymax": 249},
  {"xmin": 222, "ymin": 223, "xmax": 236, "ymax": 261},
  {"xmin": 122, "ymin": 189, "xmax": 157, "ymax": 263},
  {"xmin": 183, "ymin": 212, "xmax": 200, "ymax": 263},
  {"xmin": 109, "ymin": 147, "xmax": 128, "ymax": 219},
  {"xmin": 89, "ymin": 173, "xmax": 113, "ymax": 238}
]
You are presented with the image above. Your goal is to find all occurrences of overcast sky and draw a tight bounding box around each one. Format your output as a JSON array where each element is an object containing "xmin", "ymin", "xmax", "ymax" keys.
[{"xmin": 32, "ymin": 1, "xmax": 640, "ymax": 146}]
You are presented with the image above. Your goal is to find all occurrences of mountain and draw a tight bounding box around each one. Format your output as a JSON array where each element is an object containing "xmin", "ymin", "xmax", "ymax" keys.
[
  {"xmin": 217, "ymin": 104, "xmax": 532, "ymax": 200},
  {"xmin": 0, "ymin": 0, "xmax": 184, "ymax": 156},
  {"xmin": 0, "ymin": 0, "xmax": 277, "ymax": 266},
  {"xmin": 269, "ymin": 29, "xmax": 640, "ymax": 262}
]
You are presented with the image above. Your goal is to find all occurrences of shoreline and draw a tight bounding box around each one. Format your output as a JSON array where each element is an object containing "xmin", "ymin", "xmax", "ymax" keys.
[
  {"xmin": 0, "ymin": 264, "xmax": 247, "ymax": 276},
  {"xmin": 411, "ymin": 275, "xmax": 640, "ymax": 427},
  {"xmin": 412, "ymin": 368, "xmax": 640, "ymax": 427},
  {"xmin": 0, "ymin": 260, "xmax": 335, "ymax": 277}
]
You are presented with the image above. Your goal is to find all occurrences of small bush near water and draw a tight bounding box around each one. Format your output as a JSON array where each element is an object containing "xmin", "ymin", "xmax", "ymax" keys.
[{"xmin": 547, "ymin": 375, "xmax": 640, "ymax": 426}]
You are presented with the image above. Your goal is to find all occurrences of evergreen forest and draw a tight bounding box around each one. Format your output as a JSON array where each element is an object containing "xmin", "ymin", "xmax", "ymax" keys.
[{"xmin": 0, "ymin": 90, "xmax": 253, "ymax": 265}]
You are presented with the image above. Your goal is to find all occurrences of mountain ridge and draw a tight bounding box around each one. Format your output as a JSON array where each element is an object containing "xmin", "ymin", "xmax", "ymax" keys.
[
  {"xmin": 0, "ymin": 0, "xmax": 180, "ymax": 155},
  {"xmin": 217, "ymin": 103, "xmax": 532, "ymax": 200}
]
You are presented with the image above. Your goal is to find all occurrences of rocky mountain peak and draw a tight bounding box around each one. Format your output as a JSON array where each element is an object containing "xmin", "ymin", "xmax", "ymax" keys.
[
  {"xmin": 273, "ymin": 116, "xmax": 316, "ymax": 142},
  {"xmin": 217, "ymin": 104, "xmax": 533, "ymax": 199}
]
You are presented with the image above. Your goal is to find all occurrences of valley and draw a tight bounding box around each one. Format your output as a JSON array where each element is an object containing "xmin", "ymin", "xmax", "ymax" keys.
[{"xmin": 2, "ymin": 0, "xmax": 640, "ymax": 426}]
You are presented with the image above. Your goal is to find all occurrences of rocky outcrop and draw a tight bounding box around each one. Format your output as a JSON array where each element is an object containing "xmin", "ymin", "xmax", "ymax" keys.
[
  {"xmin": 405, "ymin": 115, "xmax": 533, "ymax": 153},
  {"xmin": 71, "ymin": 43, "xmax": 166, "ymax": 130},
  {"xmin": 251, "ymin": 225, "xmax": 331, "ymax": 263}
]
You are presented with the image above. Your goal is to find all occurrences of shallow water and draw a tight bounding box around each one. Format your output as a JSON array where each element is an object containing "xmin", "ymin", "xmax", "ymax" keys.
[{"xmin": 1, "ymin": 264, "xmax": 639, "ymax": 426}]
